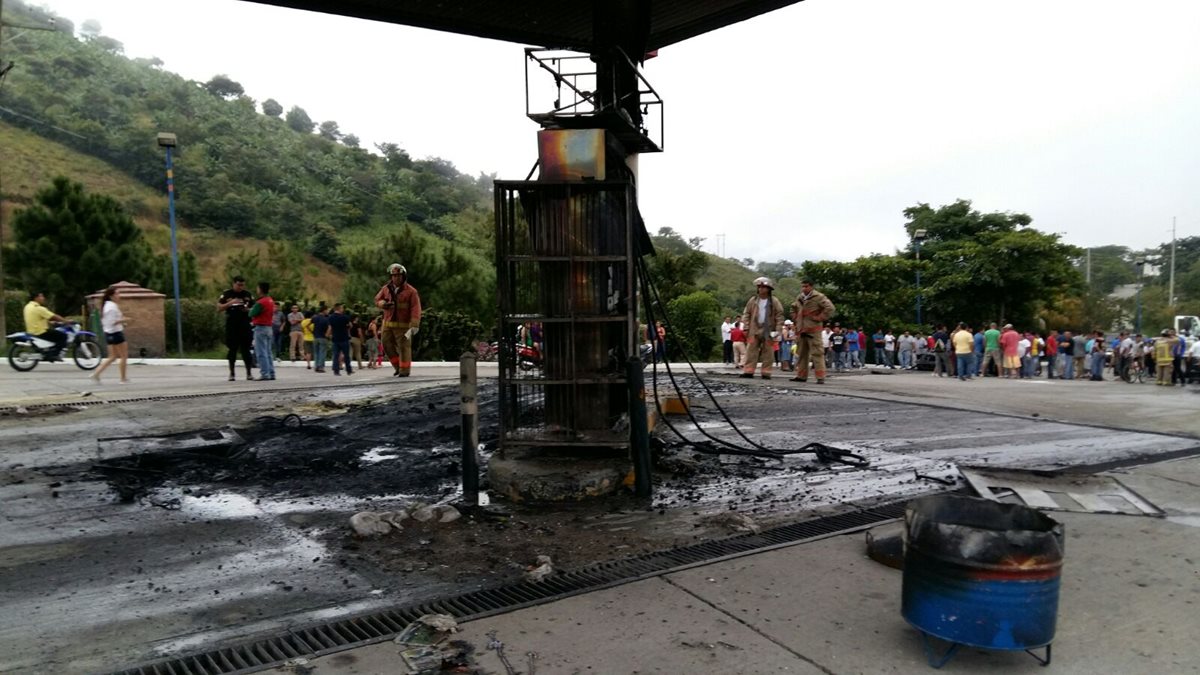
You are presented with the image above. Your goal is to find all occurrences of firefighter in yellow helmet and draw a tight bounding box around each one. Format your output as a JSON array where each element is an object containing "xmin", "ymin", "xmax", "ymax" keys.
[
  {"xmin": 740, "ymin": 277, "xmax": 785, "ymax": 379},
  {"xmin": 374, "ymin": 263, "xmax": 422, "ymax": 377}
]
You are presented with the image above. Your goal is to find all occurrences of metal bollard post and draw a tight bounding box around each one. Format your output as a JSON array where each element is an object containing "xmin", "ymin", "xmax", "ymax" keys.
[
  {"xmin": 460, "ymin": 351, "xmax": 480, "ymax": 506},
  {"xmin": 627, "ymin": 356, "xmax": 652, "ymax": 498}
]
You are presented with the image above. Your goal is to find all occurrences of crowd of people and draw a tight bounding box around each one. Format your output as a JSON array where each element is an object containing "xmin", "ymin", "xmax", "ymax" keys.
[
  {"xmin": 718, "ymin": 279, "xmax": 1199, "ymax": 386},
  {"xmin": 214, "ymin": 263, "xmax": 423, "ymax": 381}
]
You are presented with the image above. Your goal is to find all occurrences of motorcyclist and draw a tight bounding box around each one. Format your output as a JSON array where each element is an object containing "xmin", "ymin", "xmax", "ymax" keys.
[
  {"xmin": 373, "ymin": 263, "xmax": 422, "ymax": 377},
  {"xmin": 23, "ymin": 292, "xmax": 68, "ymax": 360}
]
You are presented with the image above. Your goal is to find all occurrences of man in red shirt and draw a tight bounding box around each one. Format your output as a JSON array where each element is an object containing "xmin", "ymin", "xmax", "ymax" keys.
[
  {"xmin": 1043, "ymin": 332, "xmax": 1059, "ymax": 379},
  {"xmin": 730, "ymin": 322, "xmax": 747, "ymax": 369},
  {"xmin": 999, "ymin": 324, "xmax": 1020, "ymax": 379},
  {"xmin": 249, "ymin": 282, "xmax": 276, "ymax": 381}
]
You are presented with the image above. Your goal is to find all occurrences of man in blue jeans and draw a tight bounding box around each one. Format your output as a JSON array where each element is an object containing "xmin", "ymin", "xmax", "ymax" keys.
[
  {"xmin": 248, "ymin": 282, "xmax": 276, "ymax": 381},
  {"xmin": 312, "ymin": 305, "xmax": 331, "ymax": 372},
  {"xmin": 327, "ymin": 303, "xmax": 354, "ymax": 376}
]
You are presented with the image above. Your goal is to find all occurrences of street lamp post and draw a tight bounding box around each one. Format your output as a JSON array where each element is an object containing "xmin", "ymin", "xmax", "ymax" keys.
[
  {"xmin": 1134, "ymin": 256, "xmax": 1145, "ymax": 334},
  {"xmin": 157, "ymin": 132, "xmax": 183, "ymax": 357},
  {"xmin": 914, "ymin": 229, "xmax": 927, "ymax": 326}
]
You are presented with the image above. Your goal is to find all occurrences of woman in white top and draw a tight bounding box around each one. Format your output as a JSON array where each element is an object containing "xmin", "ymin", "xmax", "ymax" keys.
[{"xmin": 91, "ymin": 285, "xmax": 130, "ymax": 383}]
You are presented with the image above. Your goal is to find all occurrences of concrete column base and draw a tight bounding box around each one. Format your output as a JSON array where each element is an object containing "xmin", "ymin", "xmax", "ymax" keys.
[{"xmin": 488, "ymin": 453, "xmax": 633, "ymax": 502}]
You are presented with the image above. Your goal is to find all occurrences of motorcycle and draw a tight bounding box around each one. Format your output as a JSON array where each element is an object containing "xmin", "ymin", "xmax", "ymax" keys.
[
  {"xmin": 517, "ymin": 343, "xmax": 542, "ymax": 371},
  {"xmin": 7, "ymin": 322, "xmax": 102, "ymax": 372}
]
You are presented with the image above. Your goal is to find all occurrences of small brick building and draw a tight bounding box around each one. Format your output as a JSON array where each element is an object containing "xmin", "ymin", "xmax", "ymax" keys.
[{"xmin": 86, "ymin": 281, "xmax": 166, "ymax": 357}]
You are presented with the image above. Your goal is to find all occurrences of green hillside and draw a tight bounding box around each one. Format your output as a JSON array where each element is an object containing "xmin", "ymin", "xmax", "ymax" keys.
[
  {"xmin": 0, "ymin": 0, "xmax": 494, "ymax": 320},
  {"xmin": 0, "ymin": 120, "xmax": 347, "ymax": 297}
]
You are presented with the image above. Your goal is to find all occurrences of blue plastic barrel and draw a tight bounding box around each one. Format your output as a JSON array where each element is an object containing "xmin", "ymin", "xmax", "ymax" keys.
[{"xmin": 902, "ymin": 494, "xmax": 1065, "ymax": 650}]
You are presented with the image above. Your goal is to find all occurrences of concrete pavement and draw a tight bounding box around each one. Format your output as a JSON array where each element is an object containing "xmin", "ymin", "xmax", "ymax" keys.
[
  {"xmin": 3, "ymin": 360, "xmax": 1198, "ymax": 673},
  {"xmin": 306, "ymin": 456, "xmax": 1200, "ymax": 675},
  {"xmin": 0, "ymin": 359, "xmax": 496, "ymax": 408}
]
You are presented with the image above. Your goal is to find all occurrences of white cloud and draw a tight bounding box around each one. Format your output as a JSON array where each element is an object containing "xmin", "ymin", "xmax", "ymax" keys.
[{"xmin": 34, "ymin": 0, "xmax": 1200, "ymax": 262}]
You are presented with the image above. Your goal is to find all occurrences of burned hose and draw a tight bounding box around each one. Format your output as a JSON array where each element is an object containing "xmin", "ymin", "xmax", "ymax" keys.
[{"xmin": 635, "ymin": 249, "xmax": 867, "ymax": 468}]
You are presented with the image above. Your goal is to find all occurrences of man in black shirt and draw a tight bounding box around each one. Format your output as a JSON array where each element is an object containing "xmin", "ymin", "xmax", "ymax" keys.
[
  {"xmin": 829, "ymin": 326, "xmax": 846, "ymax": 372},
  {"xmin": 218, "ymin": 276, "xmax": 254, "ymax": 381},
  {"xmin": 327, "ymin": 303, "xmax": 353, "ymax": 376}
]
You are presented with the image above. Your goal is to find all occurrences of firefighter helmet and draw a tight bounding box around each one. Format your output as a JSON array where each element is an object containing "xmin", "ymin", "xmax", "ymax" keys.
[
  {"xmin": 387, "ymin": 263, "xmax": 407, "ymax": 276},
  {"xmin": 753, "ymin": 276, "xmax": 774, "ymax": 289}
]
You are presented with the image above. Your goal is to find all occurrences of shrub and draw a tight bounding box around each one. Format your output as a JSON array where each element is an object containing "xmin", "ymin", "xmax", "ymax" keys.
[
  {"xmin": 665, "ymin": 291, "xmax": 722, "ymax": 361},
  {"xmin": 165, "ymin": 298, "xmax": 225, "ymax": 353},
  {"xmin": 4, "ymin": 290, "xmax": 25, "ymax": 336},
  {"xmin": 412, "ymin": 309, "xmax": 483, "ymax": 361}
]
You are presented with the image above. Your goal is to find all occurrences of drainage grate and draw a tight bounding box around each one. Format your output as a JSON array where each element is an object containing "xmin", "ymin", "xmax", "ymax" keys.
[{"xmin": 108, "ymin": 501, "xmax": 906, "ymax": 675}]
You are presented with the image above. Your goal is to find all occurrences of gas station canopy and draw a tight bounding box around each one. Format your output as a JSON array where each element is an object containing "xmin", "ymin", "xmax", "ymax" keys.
[{"xmin": 246, "ymin": 0, "xmax": 805, "ymax": 51}]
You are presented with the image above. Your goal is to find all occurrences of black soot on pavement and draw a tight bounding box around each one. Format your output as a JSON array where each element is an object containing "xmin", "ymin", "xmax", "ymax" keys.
[{"xmin": 88, "ymin": 385, "xmax": 499, "ymax": 503}]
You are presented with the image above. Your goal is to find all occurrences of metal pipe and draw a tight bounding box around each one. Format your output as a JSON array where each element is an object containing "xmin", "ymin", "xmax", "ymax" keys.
[
  {"xmin": 460, "ymin": 351, "xmax": 480, "ymax": 506},
  {"xmin": 165, "ymin": 146, "xmax": 184, "ymax": 357},
  {"xmin": 627, "ymin": 356, "xmax": 651, "ymax": 497}
]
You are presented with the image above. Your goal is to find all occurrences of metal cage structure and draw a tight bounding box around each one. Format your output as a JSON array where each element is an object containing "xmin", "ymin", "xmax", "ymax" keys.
[{"xmin": 495, "ymin": 180, "xmax": 638, "ymax": 450}]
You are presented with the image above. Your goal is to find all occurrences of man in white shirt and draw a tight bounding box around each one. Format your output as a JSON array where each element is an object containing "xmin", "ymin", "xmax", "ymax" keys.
[
  {"xmin": 720, "ymin": 316, "xmax": 734, "ymax": 365},
  {"xmin": 1018, "ymin": 333, "xmax": 1032, "ymax": 378},
  {"xmin": 883, "ymin": 331, "xmax": 897, "ymax": 368},
  {"xmin": 821, "ymin": 325, "xmax": 833, "ymax": 370}
]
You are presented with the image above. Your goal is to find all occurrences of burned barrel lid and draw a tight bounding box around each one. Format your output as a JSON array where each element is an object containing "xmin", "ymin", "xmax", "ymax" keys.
[{"xmin": 905, "ymin": 493, "xmax": 1064, "ymax": 568}]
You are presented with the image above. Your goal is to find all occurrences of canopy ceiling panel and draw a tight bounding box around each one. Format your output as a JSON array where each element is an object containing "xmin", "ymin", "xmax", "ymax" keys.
[{"xmin": 244, "ymin": 0, "xmax": 804, "ymax": 50}]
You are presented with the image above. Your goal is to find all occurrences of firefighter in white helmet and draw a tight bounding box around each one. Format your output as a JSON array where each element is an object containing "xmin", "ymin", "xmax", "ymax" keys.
[
  {"xmin": 740, "ymin": 277, "xmax": 785, "ymax": 379},
  {"xmin": 374, "ymin": 263, "xmax": 422, "ymax": 377}
]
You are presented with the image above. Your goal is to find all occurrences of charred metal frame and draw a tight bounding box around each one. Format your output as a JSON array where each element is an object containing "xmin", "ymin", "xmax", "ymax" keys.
[
  {"xmin": 525, "ymin": 48, "xmax": 664, "ymax": 154},
  {"xmin": 495, "ymin": 181, "xmax": 638, "ymax": 450}
]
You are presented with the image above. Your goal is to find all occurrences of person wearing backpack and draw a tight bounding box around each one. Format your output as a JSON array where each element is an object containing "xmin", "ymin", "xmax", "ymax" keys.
[{"xmin": 931, "ymin": 325, "xmax": 949, "ymax": 377}]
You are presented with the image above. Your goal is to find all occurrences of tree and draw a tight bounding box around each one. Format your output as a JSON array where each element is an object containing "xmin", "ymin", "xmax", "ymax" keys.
[
  {"xmin": 223, "ymin": 244, "xmax": 306, "ymax": 305},
  {"xmin": 342, "ymin": 134, "xmax": 360, "ymax": 148},
  {"xmin": 902, "ymin": 200, "xmax": 1081, "ymax": 328},
  {"xmin": 801, "ymin": 255, "xmax": 918, "ymax": 332},
  {"xmin": 146, "ymin": 251, "xmax": 204, "ymax": 299},
  {"xmin": 1080, "ymin": 245, "xmax": 1135, "ymax": 295},
  {"xmin": 261, "ymin": 98, "xmax": 283, "ymax": 117},
  {"xmin": 80, "ymin": 19, "xmax": 102, "ymax": 39},
  {"xmin": 318, "ymin": 120, "xmax": 342, "ymax": 141},
  {"xmin": 91, "ymin": 35, "xmax": 124, "ymax": 53},
  {"xmin": 285, "ymin": 105, "xmax": 315, "ymax": 133},
  {"xmin": 755, "ymin": 259, "xmax": 797, "ymax": 280},
  {"xmin": 3, "ymin": 177, "xmax": 153, "ymax": 313},
  {"xmin": 646, "ymin": 228, "xmax": 709, "ymax": 305},
  {"xmin": 666, "ymin": 291, "xmax": 722, "ymax": 360},
  {"xmin": 309, "ymin": 223, "xmax": 346, "ymax": 271},
  {"xmin": 203, "ymin": 74, "xmax": 244, "ymax": 99},
  {"xmin": 133, "ymin": 56, "xmax": 164, "ymax": 69},
  {"xmin": 375, "ymin": 142, "xmax": 413, "ymax": 170},
  {"xmin": 343, "ymin": 224, "xmax": 493, "ymax": 323}
]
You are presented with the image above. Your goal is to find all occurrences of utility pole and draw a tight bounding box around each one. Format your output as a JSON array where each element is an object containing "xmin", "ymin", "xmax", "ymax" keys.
[
  {"xmin": 1169, "ymin": 216, "xmax": 1176, "ymax": 307},
  {"xmin": 1085, "ymin": 248, "xmax": 1091, "ymax": 287}
]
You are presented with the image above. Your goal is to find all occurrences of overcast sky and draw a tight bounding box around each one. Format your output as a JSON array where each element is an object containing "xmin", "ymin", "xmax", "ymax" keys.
[{"xmin": 30, "ymin": 0, "xmax": 1200, "ymax": 263}]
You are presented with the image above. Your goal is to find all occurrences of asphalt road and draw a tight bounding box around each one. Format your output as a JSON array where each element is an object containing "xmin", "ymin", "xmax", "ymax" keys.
[{"xmin": 0, "ymin": 360, "xmax": 1196, "ymax": 673}]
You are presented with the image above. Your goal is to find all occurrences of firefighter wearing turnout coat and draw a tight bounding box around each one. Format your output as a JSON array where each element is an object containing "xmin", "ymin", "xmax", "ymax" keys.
[
  {"xmin": 374, "ymin": 263, "xmax": 422, "ymax": 377},
  {"xmin": 790, "ymin": 279, "xmax": 836, "ymax": 384},
  {"xmin": 740, "ymin": 277, "xmax": 786, "ymax": 379}
]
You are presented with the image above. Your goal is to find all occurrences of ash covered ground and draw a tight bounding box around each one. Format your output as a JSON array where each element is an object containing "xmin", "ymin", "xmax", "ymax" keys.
[{"xmin": 5, "ymin": 373, "xmax": 1195, "ymax": 673}]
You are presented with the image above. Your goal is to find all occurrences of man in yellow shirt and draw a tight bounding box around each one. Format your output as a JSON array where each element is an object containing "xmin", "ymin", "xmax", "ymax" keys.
[
  {"xmin": 952, "ymin": 322, "xmax": 976, "ymax": 381},
  {"xmin": 23, "ymin": 292, "xmax": 67, "ymax": 360},
  {"xmin": 300, "ymin": 311, "xmax": 315, "ymax": 370}
]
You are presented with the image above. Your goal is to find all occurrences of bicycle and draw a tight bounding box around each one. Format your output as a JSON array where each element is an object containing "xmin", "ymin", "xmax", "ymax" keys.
[{"xmin": 1121, "ymin": 358, "xmax": 1145, "ymax": 384}]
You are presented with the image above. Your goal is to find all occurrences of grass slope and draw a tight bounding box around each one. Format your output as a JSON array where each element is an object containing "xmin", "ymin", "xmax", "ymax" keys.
[
  {"xmin": 698, "ymin": 252, "xmax": 803, "ymax": 314},
  {"xmin": 0, "ymin": 121, "xmax": 344, "ymax": 297}
]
